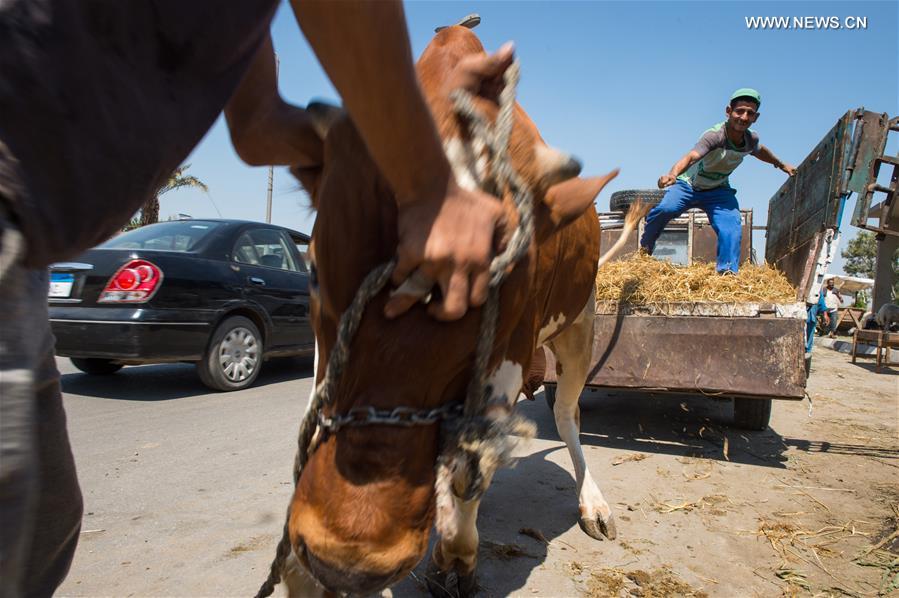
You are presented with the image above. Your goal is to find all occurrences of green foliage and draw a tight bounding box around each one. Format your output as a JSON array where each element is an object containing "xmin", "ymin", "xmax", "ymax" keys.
[
  {"xmin": 841, "ymin": 230, "xmax": 876, "ymax": 278},
  {"xmin": 138, "ymin": 164, "xmax": 208, "ymax": 227}
]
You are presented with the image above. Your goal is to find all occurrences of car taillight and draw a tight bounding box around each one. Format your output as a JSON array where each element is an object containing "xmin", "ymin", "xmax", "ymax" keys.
[{"xmin": 98, "ymin": 259, "xmax": 163, "ymax": 303}]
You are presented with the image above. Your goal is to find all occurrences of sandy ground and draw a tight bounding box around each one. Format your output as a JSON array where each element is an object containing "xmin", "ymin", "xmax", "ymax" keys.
[{"xmin": 57, "ymin": 345, "xmax": 897, "ymax": 597}]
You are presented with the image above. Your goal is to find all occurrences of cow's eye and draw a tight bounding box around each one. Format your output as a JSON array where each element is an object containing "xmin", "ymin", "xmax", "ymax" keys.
[{"xmin": 309, "ymin": 262, "xmax": 319, "ymax": 291}]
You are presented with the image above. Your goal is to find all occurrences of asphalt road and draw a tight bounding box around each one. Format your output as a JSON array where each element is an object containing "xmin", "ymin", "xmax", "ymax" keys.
[{"xmin": 56, "ymin": 356, "xmax": 314, "ymax": 597}]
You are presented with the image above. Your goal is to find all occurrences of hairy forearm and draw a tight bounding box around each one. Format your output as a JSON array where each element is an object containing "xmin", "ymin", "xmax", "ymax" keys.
[
  {"xmin": 291, "ymin": 0, "xmax": 452, "ymax": 205},
  {"xmin": 225, "ymin": 35, "xmax": 324, "ymax": 167},
  {"xmin": 669, "ymin": 151, "xmax": 699, "ymax": 177},
  {"xmin": 755, "ymin": 145, "xmax": 785, "ymax": 169}
]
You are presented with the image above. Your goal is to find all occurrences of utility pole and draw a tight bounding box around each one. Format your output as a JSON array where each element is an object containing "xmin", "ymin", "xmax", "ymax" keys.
[{"xmin": 265, "ymin": 53, "xmax": 280, "ymax": 223}]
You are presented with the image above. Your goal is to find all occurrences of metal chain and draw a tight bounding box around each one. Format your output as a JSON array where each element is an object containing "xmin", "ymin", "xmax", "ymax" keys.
[{"xmin": 255, "ymin": 59, "xmax": 531, "ymax": 598}]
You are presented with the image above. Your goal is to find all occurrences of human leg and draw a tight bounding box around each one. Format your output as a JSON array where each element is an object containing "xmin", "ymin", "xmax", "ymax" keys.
[
  {"xmin": 0, "ymin": 216, "xmax": 82, "ymax": 598},
  {"xmin": 827, "ymin": 309, "xmax": 839, "ymax": 336},
  {"xmin": 700, "ymin": 187, "xmax": 742, "ymax": 273},
  {"xmin": 640, "ymin": 181, "xmax": 692, "ymax": 254}
]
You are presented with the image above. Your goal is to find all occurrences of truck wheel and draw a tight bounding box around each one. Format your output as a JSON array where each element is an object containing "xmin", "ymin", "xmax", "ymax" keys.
[
  {"xmin": 197, "ymin": 316, "xmax": 262, "ymax": 391},
  {"xmin": 609, "ymin": 189, "xmax": 666, "ymax": 212},
  {"xmin": 70, "ymin": 358, "xmax": 123, "ymax": 375},
  {"xmin": 544, "ymin": 383, "xmax": 557, "ymax": 411},
  {"xmin": 732, "ymin": 397, "xmax": 772, "ymax": 431}
]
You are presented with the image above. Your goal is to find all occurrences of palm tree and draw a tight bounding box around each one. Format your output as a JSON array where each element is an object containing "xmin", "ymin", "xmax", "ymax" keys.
[{"xmin": 138, "ymin": 164, "xmax": 208, "ymax": 227}]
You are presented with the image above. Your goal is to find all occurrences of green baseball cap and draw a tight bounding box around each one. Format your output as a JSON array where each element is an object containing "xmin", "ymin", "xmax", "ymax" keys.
[{"xmin": 730, "ymin": 88, "xmax": 761, "ymax": 106}]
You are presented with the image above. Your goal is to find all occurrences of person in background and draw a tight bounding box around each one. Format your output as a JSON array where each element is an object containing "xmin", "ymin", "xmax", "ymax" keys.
[
  {"xmin": 640, "ymin": 88, "xmax": 796, "ymax": 274},
  {"xmin": 822, "ymin": 278, "xmax": 843, "ymax": 338}
]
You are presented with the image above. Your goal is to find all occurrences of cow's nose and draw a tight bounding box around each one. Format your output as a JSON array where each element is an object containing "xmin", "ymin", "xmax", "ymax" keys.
[
  {"xmin": 562, "ymin": 155, "xmax": 583, "ymax": 179},
  {"xmin": 306, "ymin": 549, "xmax": 399, "ymax": 595}
]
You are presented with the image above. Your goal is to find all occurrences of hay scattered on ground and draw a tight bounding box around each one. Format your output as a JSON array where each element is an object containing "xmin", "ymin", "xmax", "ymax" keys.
[
  {"xmin": 612, "ymin": 452, "xmax": 651, "ymax": 466},
  {"xmin": 595, "ymin": 253, "xmax": 797, "ymax": 304},
  {"xmin": 586, "ymin": 567, "xmax": 708, "ymax": 598}
]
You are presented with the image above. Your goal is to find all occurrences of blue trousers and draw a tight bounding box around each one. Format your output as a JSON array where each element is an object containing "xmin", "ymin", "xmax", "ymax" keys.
[{"xmin": 640, "ymin": 181, "xmax": 743, "ymax": 273}]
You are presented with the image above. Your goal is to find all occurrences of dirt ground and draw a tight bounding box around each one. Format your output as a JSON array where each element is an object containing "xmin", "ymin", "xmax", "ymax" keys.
[
  {"xmin": 57, "ymin": 345, "xmax": 897, "ymax": 597},
  {"xmin": 386, "ymin": 344, "xmax": 898, "ymax": 598}
]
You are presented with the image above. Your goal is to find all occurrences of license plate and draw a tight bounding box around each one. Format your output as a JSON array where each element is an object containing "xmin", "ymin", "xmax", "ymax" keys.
[{"xmin": 49, "ymin": 273, "xmax": 74, "ymax": 298}]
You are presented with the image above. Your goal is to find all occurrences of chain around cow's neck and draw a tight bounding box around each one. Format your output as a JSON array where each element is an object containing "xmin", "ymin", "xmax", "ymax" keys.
[{"xmin": 254, "ymin": 60, "xmax": 531, "ymax": 598}]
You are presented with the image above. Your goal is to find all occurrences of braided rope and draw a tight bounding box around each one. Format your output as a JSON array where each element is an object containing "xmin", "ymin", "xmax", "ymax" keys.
[{"xmin": 254, "ymin": 60, "xmax": 531, "ymax": 598}]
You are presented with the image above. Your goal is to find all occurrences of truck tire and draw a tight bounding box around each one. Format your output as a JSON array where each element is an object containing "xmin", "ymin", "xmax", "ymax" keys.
[
  {"xmin": 609, "ymin": 189, "xmax": 666, "ymax": 212},
  {"xmin": 732, "ymin": 397, "xmax": 772, "ymax": 430},
  {"xmin": 544, "ymin": 383, "xmax": 557, "ymax": 411},
  {"xmin": 197, "ymin": 316, "xmax": 262, "ymax": 391},
  {"xmin": 71, "ymin": 358, "xmax": 123, "ymax": 375}
]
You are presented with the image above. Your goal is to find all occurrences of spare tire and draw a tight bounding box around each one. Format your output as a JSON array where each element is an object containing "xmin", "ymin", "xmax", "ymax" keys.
[{"xmin": 609, "ymin": 189, "xmax": 666, "ymax": 212}]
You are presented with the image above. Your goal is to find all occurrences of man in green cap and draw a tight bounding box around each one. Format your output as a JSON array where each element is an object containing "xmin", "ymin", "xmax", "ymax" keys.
[{"xmin": 640, "ymin": 88, "xmax": 796, "ymax": 273}]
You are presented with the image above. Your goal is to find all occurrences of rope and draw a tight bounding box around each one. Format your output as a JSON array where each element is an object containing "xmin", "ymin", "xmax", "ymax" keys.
[{"xmin": 254, "ymin": 60, "xmax": 532, "ymax": 598}]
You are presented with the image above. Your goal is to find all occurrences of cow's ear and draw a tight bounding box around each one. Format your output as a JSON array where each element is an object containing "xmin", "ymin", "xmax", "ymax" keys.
[
  {"xmin": 292, "ymin": 102, "xmax": 344, "ymax": 210},
  {"xmin": 539, "ymin": 170, "xmax": 619, "ymax": 236}
]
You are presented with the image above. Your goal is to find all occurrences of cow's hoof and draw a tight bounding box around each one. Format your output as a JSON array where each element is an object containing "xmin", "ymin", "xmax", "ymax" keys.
[
  {"xmin": 578, "ymin": 513, "xmax": 617, "ymax": 540},
  {"xmin": 425, "ymin": 560, "xmax": 478, "ymax": 598}
]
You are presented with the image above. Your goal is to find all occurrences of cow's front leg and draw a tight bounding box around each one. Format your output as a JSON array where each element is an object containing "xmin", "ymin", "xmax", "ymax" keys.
[
  {"xmin": 547, "ymin": 301, "xmax": 617, "ymax": 540},
  {"xmin": 426, "ymin": 489, "xmax": 481, "ymax": 598}
]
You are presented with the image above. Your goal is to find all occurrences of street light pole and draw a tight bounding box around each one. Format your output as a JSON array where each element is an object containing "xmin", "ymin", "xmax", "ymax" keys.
[{"xmin": 265, "ymin": 53, "xmax": 280, "ymax": 223}]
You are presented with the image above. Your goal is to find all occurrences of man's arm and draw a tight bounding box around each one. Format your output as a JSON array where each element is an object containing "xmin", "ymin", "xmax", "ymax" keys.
[
  {"xmin": 224, "ymin": 35, "xmax": 324, "ymax": 169},
  {"xmin": 753, "ymin": 144, "xmax": 797, "ymax": 176},
  {"xmin": 291, "ymin": 0, "xmax": 513, "ymax": 320},
  {"xmin": 658, "ymin": 150, "xmax": 702, "ymax": 188}
]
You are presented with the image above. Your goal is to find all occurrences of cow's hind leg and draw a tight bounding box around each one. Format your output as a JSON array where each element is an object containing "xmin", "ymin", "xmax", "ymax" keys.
[{"xmin": 547, "ymin": 300, "xmax": 617, "ymax": 540}]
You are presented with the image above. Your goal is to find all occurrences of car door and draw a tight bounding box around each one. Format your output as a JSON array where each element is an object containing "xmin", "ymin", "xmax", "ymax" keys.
[{"xmin": 232, "ymin": 228, "xmax": 311, "ymax": 350}]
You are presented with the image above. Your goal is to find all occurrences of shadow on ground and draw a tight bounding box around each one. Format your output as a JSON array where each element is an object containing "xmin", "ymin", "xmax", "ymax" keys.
[
  {"xmin": 524, "ymin": 387, "xmax": 791, "ymax": 468},
  {"xmin": 60, "ymin": 356, "xmax": 314, "ymax": 401}
]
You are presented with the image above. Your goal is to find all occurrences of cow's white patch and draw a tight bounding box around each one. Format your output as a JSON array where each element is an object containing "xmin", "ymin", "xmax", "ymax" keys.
[
  {"xmin": 444, "ymin": 137, "xmax": 488, "ymax": 192},
  {"xmin": 538, "ymin": 313, "xmax": 567, "ymax": 345},
  {"xmin": 302, "ymin": 340, "xmax": 320, "ymax": 418},
  {"xmin": 487, "ymin": 360, "xmax": 523, "ymax": 404}
]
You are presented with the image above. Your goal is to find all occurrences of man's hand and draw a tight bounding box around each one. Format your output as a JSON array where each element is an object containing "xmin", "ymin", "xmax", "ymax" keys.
[
  {"xmin": 658, "ymin": 174, "xmax": 677, "ymax": 188},
  {"xmin": 780, "ymin": 163, "xmax": 797, "ymax": 177},
  {"xmin": 384, "ymin": 180, "xmax": 506, "ymax": 321}
]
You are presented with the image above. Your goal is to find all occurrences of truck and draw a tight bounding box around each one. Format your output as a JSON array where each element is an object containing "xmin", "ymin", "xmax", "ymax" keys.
[{"xmin": 543, "ymin": 108, "xmax": 896, "ymax": 430}]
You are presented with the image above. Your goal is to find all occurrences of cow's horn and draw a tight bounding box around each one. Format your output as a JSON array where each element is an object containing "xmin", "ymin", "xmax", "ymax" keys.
[
  {"xmin": 307, "ymin": 101, "xmax": 344, "ymax": 140},
  {"xmin": 534, "ymin": 145, "xmax": 582, "ymax": 187}
]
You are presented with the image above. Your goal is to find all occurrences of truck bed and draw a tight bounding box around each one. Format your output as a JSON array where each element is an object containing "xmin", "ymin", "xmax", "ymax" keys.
[{"xmin": 544, "ymin": 302, "xmax": 807, "ymax": 400}]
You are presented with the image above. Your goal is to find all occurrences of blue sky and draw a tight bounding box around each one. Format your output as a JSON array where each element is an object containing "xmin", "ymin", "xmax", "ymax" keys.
[{"xmin": 167, "ymin": 1, "xmax": 898, "ymax": 276}]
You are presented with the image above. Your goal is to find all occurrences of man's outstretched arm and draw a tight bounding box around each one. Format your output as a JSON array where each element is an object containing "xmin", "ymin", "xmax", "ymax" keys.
[
  {"xmin": 658, "ymin": 150, "xmax": 702, "ymax": 188},
  {"xmin": 754, "ymin": 145, "xmax": 796, "ymax": 176},
  {"xmin": 291, "ymin": 0, "xmax": 513, "ymax": 321}
]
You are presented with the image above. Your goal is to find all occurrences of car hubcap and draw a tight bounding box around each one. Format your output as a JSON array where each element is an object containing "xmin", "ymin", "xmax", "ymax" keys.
[{"xmin": 219, "ymin": 327, "xmax": 259, "ymax": 383}]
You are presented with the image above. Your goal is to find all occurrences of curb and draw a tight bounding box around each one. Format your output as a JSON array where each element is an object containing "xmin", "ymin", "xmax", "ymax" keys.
[{"xmin": 815, "ymin": 336, "xmax": 899, "ymax": 364}]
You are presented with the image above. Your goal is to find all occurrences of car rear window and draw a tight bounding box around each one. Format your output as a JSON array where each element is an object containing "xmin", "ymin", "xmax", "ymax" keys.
[{"xmin": 101, "ymin": 221, "xmax": 222, "ymax": 252}]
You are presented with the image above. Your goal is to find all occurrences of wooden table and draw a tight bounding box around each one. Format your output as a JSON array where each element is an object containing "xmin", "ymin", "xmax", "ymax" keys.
[
  {"xmin": 852, "ymin": 329, "xmax": 899, "ymax": 371},
  {"xmin": 834, "ymin": 307, "xmax": 865, "ymax": 332}
]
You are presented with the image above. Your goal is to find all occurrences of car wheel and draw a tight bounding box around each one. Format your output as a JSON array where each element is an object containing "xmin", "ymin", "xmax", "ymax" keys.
[
  {"xmin": 70, "ymin": 358, "xmax": 123, "ymax": 375},
  {"xmin": 609, "ymin": 189, "xmax": 666, "ymax": 212},
  {"xmin": 197, "ymin": 316, "xmax": 262, "ymax": 391},
  {"xmin": 732, "ymin": 397, "xmax": 772, "ymax": 431}
]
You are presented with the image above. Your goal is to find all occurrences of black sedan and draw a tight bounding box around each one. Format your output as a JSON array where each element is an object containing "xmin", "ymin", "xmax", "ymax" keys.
[{"xmin": 48, "ymin": 219, "xmax": 313, "ymax": 391}]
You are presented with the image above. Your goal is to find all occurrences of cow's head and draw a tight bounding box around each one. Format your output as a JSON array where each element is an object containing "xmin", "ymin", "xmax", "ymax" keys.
[{"xmin": 287, "ymin": 27, "xmax": 615, "ymax": 594}]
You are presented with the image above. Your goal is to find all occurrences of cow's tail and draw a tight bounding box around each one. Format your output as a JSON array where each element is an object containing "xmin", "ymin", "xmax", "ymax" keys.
[{"xmin": 597, "ymin": 199, "xmax": 651, "ymax": 269}]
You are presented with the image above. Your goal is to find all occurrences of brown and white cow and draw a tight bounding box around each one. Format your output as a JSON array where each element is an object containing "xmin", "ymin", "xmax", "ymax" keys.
[{"xmin": 281, "ymin": 27, "xmax": 638, "ymax": 597}]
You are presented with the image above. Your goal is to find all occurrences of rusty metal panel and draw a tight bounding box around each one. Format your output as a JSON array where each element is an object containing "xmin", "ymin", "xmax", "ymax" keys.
[
  {"xmin": 766, "ymin": 111, "xmax": 853, "ymax": 295},
  {"xmin": 600, "ymin": 228, "xmax": 639, "ymax": 262},
  {"xmin": 689, "ymin": 220, "xmax": 752, "ymax": 265},
  {"xmin": 847, "ymin": 111, "xmax": 890, "ymax": 196},
  {"xmin": 544, "ymin": 314, "xmax": 806, "ymax": 400}
]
